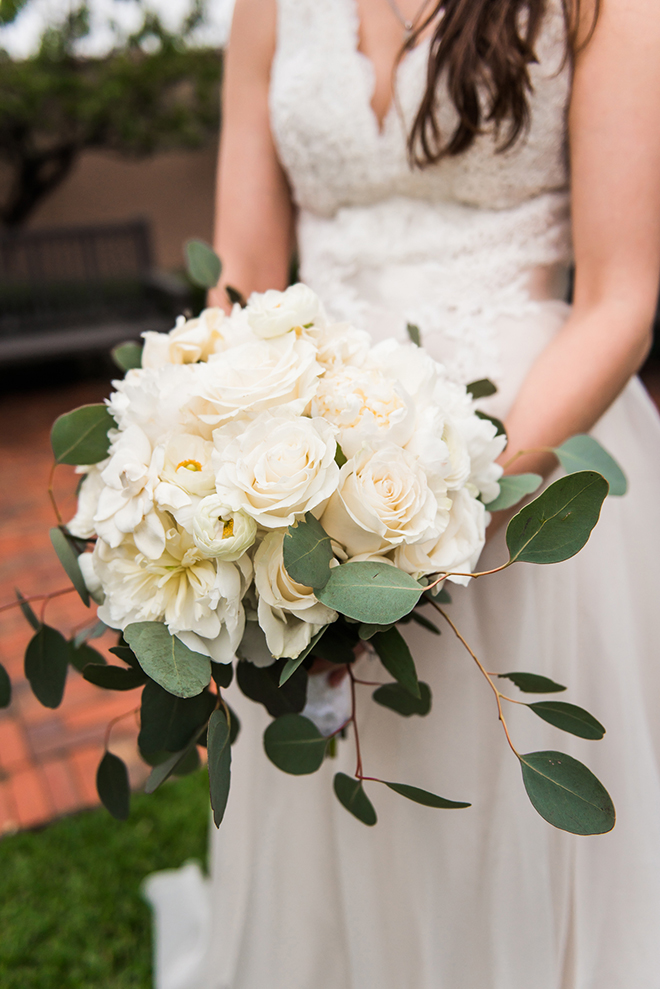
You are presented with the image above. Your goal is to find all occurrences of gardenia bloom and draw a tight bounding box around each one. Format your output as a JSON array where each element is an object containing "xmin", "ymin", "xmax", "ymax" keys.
[
  {"xmin": 188, "ymin": 333, "xmax": 322, "ymax": 430},
  {"xmin": 141, "ymin": 307, "xmax": 226, "ymax": 368},
  {"xmin": 394, "ymin": 488, "xmax": 486, "ymax": 585},
  {"xmin": 253, "ymin": 531, "xmax": 337, "ymax": 659},
  {"xmin": 245, "ymin": 283, "xmax": 324, "ymax": 339},
  {"xmin": 320, "ymin": 445, "xmax": 439, "ymax": 557},
  {"xmin": 213, "ymin": 410, "xmax": 339, "ymax": 528},
  {"xmin": 92, "ymin": 520, "xmax": 248, "ymax": 663},
  {"xmin": 192, "ymin": 495, "xmax": 257, "ymax": 562}
]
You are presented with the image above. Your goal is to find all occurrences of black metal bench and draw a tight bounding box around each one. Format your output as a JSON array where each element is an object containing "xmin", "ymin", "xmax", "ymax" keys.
[{"xmin": 0, "ymin": 220, "xmax": 189, "ymax": 365}]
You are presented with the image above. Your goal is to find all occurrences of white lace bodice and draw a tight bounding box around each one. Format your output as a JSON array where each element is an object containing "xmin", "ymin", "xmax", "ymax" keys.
[{"xmin": 269, "ymin": 0, "xmax": 573, "ymax": 391}]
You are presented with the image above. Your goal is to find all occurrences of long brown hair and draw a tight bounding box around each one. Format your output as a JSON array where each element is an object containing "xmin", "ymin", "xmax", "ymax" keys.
[{"xmin": 405, "ymin": 0, "xmax": 598, "ymax": 167}]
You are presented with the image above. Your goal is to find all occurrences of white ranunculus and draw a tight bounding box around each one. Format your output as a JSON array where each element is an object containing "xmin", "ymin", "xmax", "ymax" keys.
[
  {"xmin": 188, "ymin": 333, "xmax": 321, "ymax": 430},
  {"xmin": 213, "ymin": 410, "xmax": 339, "ymax": 528},
  {"xmin": 394, "ymin": 488, "xmax": 486, "ymax": 584},
  {"xmin": 93, "ymin": 522, "xmax": 247, "ymax": 663},
  {"xmin": 142, "ymin": 307, "xmax": 227, "ymax": 368},
  {"xmin": 320, "ymin": 445, "xmax": 439, "ymax": 557},
  {"xmin": 192, "ymin": 495, "xmax": 257, "ymax": 561},
  {"xmin": 311, "ymin": 364, "xmax": 414, "ymax": 458},
  {"xmin": 314, "ymin": 322, "xmax": 372, "ymax": 370},
  {"xmin": 253, "ymin": 531, "xmax": 337, "ymax": 659},
  {"xmin": 67, "ymin": 465, "xmax": 106, "ymax": 539},
  {"xmin": 245, "ymin": 283, "xmax": 324, "ymax": 339},
  {"xmin": 153, "ymin": 432, "xmax": 216, "ymax": 529}
]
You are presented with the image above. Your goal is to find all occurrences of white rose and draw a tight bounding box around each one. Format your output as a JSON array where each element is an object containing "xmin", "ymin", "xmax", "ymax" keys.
[
  {"xmin": 394, "ymin": 488, "xmax": 486, "ymax": 585},
  {"xmin": 94, "ymin": 521, "xmax": 248, "ymax": 663},
  {"xmin": 314, "ymin": 322, "xmax": 372, "ymax": 370},
  {"xmin": 142, "ymin": 308, "xmax": 226, "ymax": 368},
  {"xmin": 311, "ymin": 364, "xmax": 414, "ymax": 458},
  {"xmin": 246, "ymin": 283, "xmax": 324, "ymax": 339},
  {"xmin": 192, "ymin": 495, "xmax": 257, "ymax": 561},
  {"xmin": 213, "ymin": 410, "xmax": 339, "ymax": 528},
  {"xmin": 253, "ymin": 531, "xmax": 337, "ymax": 659},
  {"xmin": 320, "ymin": 445, "xmax": 439, "ymax": 557},
  {"xmin": 188, "ymin": 334, "xmax": 321, "ymax": 429}
]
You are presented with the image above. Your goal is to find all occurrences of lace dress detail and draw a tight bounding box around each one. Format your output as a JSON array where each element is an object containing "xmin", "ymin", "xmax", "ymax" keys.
[{"xmin": 270, "ymin": 0, "xmax": 572, "ymax": 385}]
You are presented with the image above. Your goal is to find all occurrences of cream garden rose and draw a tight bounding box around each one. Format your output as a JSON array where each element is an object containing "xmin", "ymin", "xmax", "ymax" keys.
[
  {"xmin": 142, "ymin": 307, "xmax": 226, "ymax": 369},
  {"xmin": 245, "ymin": 283, "xmax": 324, "ymax": 339}
]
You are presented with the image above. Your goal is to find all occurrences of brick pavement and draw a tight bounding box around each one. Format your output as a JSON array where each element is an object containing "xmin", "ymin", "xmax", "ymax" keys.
[{"xmin": 0, "ymin": 362, "xmax": 659, "ymax": 834}]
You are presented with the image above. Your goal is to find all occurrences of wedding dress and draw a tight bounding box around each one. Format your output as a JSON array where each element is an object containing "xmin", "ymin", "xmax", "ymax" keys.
[{"xmin": 144, "ymin": 1, "xmax": 660, "ymax": 986}]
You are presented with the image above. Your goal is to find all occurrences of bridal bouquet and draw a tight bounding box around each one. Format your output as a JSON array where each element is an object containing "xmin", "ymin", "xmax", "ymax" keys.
[{"xmin": 3, "ymin": 242, "xmax": 627, "ymax": 837}]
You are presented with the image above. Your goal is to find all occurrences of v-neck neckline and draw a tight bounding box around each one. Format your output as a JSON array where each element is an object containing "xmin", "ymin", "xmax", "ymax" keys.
[{"xmin": 347, "ymin": 0, "xmax": 432, "ymax": 136}]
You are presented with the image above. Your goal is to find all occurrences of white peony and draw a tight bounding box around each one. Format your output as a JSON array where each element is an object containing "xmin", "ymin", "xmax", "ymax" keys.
[
  {"xmin": 314, "ymin": 322, "xmax": 372, "ymax": 370},
  {"xmin": 67, "ymin": 465, "xmax": 106, "ymax": 540},
  {"xmin": 455, "ymin": 415, "xmax": 506, "ymax": 504},
  {"xmin": 107, "ymin": 363, "xmax": 200, "ymax": 444},
  {"xmin": 253, "ymin": 531, "xmax": 337, "ymax": 659},
  {"xmin": 394, "ymin": 488, "xmax": 486, "ymax": 584},
  {"xmin": 141, "ymin": 307, "xmax": 226, "ymax": 368},
  {"xmin": 245, "ymin": 283, "xmax": 324, "ymax": 339},
  {"xmin": 320, "ymin": 445, "xmax": 439, "ymax": 557},
  {"xmin": 192, "ymin": 495, "xmax": 257, "ymax": 561},
  {"xmin": 188, "ymin": 334, "xmax": 321, "ymax": 430},
  {"xmin": 213, "ymin": 410, "xmax": 339, "ymax": 529}
]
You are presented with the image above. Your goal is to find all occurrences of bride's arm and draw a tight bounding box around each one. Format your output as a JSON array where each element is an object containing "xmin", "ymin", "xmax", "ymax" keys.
[
  {"xmin": 499, "ymin": 0, "xmax": 660, "ymax": 480},
  {"xmin": 208, "ymin": 0, "xmax": 293, "ymax": 310}
]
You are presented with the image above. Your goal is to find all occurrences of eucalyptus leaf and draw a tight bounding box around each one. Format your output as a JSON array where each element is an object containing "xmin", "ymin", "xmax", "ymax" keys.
[
  {"xmin": 24, "ymin": 625, "xmax": 69, "ymax": 708},
  {"xmin": 111, "ymin": 340, "xmax": 143, "ymax": 371},
  {"xmin": 475, "ymin": 409, "xmax": 507, "ymax": 440},
  {"xmin": 263, "ymin": 714, "xmax": 327, "ymax": 775},
  {"xmin": 73, "ymin": 620, "xmax": 107, "ymax": 648},
  {"xmin": 145, "ymin": 739, "xmax": 200, "ymax": 794},
  {"xmin": 50, "ymin": 527, "xmax": 89, "ymax": 606},
  {"xmin": 333, "ymin": 773, "xmax": 377, "ymax": 825},
  {"xmin": 211, "ymin": 663, "xmax": 234, "ymax": 689},
  {"xmin": 519, "ymin": 750, "xmax": 615, "ymax": 835},
  {"xmin": 398, "ymin": 610, "xmax": 441, "ymax": 635},
  {"xmin": 527, "ymin": 701, "xmax": 605, "ymax": 740},
  {"xmin": 138, "ymin": 681, "xmax": 215, "ymax": 755},
  {"xmin": 334, "ymin": 443, "xmax": 347, "ymax": 468},
  {"xmin": 124, "ymin": 622, "xmax": 211, "ymax": 698},
  {"xmin": 554, "ymin": 435, "xmax": 627, "ymax": 496},
  {"xmin": 283, "ymin": 513, "xmax": 334, "ymax": 589},
  {"xmin": 51, "ymin": 404, "xmax": 114, "ymax": 465},
  {"xmin": 15, "ymin": 588, "xmax": 40, "ymax": 631},
  {"xmin": 316, "ymin": 562, "xmax": 423, "ymax": 624},
  {"xmin": 371, "ymin": 626, "xmax": 420, "ymax": 698},
  {"xmin": 372, "ymin": 681, "xmax": 431, "ymax": 717},
  {"xmin": 225, "ymin": 284, "xmax": 246, "ymax": 307},
  {"xmin": 406, "ymin": 322, "xmax": 421, "ymax": 346},
  {"xmin": 185, "ymin": 238, "xmax": 221, "ymax": 289},
  {"xmin": 506, "ymin": 471, "xmax": 608, "ymax": 565},
  {"xmin": 358, "ymin": 622, "xmax": 395, "ymax": 640},
  {"xmin": 83, "ymin": 663, "xmax": 146, "ymax": 691},
  {"xmin": 69, "ymin": 642, "xmax": 107, "ymax": 672},
  {"xmin": 466, "ymin": 378, "xmax": 497, "ymax": 400},
  {"xmin": 237, "ymin": 658, "xmax": 307, "ymax": 716},
  {"xmin": 226, "ymin": 703, "xmax": 241, "ymax": 745},
  {"xmin": 172, "ymin": 745, "xmax": 201, "ymax": 776},
  {"xmin": 208, "ymin": 709, "xmax": 232, "ymax": 826},
  {"xmin": 109, "ymin": 644, "xmax": 141, "ymax": 669},
  {"xmin": 0, "ymin": 663, "xmax": 11, "ymax": 708},
  {"xmin": 309, "ymin": 622, "xmax": 359, "ymax": 664},
  {"xmin": 279, "ymin": 627, "xmax": 328, "ymax": 686},
  {"xmin": 497, "ymin": 671, "xmax": 566, "ymax": 693},
  {"xmin": 484, "ymin": 473, "xmax": 543, "ymax": 512},
  {"xmin": 96, "ymin": 751, "xmax": 130, "ymax": 821},
  {"xmin": 384, "ymin": 781, "xmax": 470, "ymax": 808}
]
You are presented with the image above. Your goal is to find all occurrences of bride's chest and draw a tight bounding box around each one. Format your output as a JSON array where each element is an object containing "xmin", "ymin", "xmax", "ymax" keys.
[{"xmin": 270, "ymin": 0, "xmax": 571, "ymax": 218}]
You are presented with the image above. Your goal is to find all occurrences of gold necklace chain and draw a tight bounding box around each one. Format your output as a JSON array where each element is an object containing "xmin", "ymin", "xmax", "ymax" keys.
[{"xmin": 382, "ymin": 0, "xmax": 436, "ymax": 40}]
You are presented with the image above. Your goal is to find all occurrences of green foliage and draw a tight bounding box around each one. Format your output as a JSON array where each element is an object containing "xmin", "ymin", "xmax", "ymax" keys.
[
  {"xmin": 15, "ymin": 588, "xmax": 40, "ymax": 630},
  {"xmin": 527, "ymin": 701, "xmax": 605, "ymax": 740},
  {"xmin": 184, "ymin": 239, "xmax": 222, "ymax": 289},
  {"xmin": 0, "ymin": 772, "xmax": 209, "ymax": 988},
  {"xmin": 145, "ymin": 741, "xmax": 199, "ymax": 794},
  {"xmin": 283, "ymin": 513, "xmax": 334, "ymax": 589},
  {"xmin": 279, "ymin": 626, "xmax": 328, "ymax": 685},
  {"xmin": 307, "ymin": 621, "xmax": 358, "ymax": 664},
  {"xmin": 484, "ymin": 473, "xmax": 542, "ymax": 511},
  {"xmin": 371, "ymin": 626, "xmax": 420, "ymax": 698},
  {"xmin": 506, "ymin": 471, "xmax": 608, "ymax": 565},
  {"xmin": 0, "ymin": 1, "xmax": 222, "ymax": 226},
  {"xmin": 333, "ymin": 773, "xmax": 377, "ymax": 825},
  {"xmin": 497, "ymin": 671, "xmax": 566, "ymax": 693},
  {"xmin": 83, "ymin": 663, "xmax": 146, "ymax": 691},
  {"xmin": 466, "ymin": 378, "xmax": 497, "ymax": 399},
  {"xmin": 24, "ymin": 625, "xmax": 69, "ymax": 708},
  {"xmin": 49, "ymin": 527, "xmax": 89, "ymax": 605},
  {"xmin": 519, "ymin": 751, "xmax": 615, "ymax": 835},
  {"xmin": 137, "ymin": 680, "xmax": 215, "ymax": 756},
  {"xmin": 316, "ymin": 561, "xmax": 424, "ymax": 624},
  {"xmin": 225, "ymin": 284, "xmax": 246, "ymax": 307},
  {"xmin": 207, "ymin": 709, "xmax": 232, "ymax": 826},
  {"xmin": 372, "ymin": 681, "xmax": 432, "ymax": 717},
  {"xmin": 111, "ymin": 341, "xmax": 143, "ymax": 372},
  {"xmin": 0, "ymin": 662, "xmax": 11, "ymax": 707},
  {"xmin": 50, "ymin": 404, "xmax": 114, "ymax": 465},
  {"xmin": 69, "ymin": 641, "xmax": 106, "ymax": 672},
  {"xmin": 263, "ymin": 714, "xmax": 327, "ymax": 775},
  {"xmin": 211, "ymin": 662, "xmax": 233, "ymax": 688},
  {"xmin": 334, "ymin": 443, "xmax": 348, "ymax": 467},
  {"xmin": 554, "ymin": 435, "xmax": 627, "ymax": 496},
  {"xmin": 0, "ymin": 0, "xmax": 29, "ymax": 26},
  {"xmin": 384, "ymin": 781, "xmax": 470, "ymax": 809},
  {"xmin": 237, "ymin": 658, "xmax": 307, "ymax": 716},
  {"xmin": 406, "ymin": 322, "xmax": 421, "ymax": 346},
  {"xmin": 124, "ymin": 622, "xmax": 211, "ymax": 699},
  {"xmin": 96, "ymin": 751, "xmax": 130, "ymax": 821}
]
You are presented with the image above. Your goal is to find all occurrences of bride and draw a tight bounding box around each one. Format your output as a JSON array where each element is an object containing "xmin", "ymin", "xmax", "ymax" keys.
[{"xmin": 145, "ymin": 0, "xmax": 660, "ymax": 986}]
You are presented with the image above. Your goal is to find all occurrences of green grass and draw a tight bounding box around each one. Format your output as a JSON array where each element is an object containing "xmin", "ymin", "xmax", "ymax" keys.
[{"xmin": 0, "ymin": 770, "xmax": 210, "ymax": 989}]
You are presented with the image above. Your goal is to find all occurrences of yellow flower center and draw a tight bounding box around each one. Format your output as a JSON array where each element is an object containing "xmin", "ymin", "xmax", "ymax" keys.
[
  {"xmin": 176, "ymin": 459, "xmax": 202, "ymax": 472},
  {"xmin": 221, "ymin": 517, "xmax": 234, "ymax": 539}
]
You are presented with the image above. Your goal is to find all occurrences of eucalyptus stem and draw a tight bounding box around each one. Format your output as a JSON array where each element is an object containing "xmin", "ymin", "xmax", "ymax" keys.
[
  {"xmin": 347, "ymin": 665, "xmax": 364, "ymax": 779},
  {"xmin": 103, "ymin": 707, "xmax": 139, "ymax": 750},
  {"xmin": 0, "ymin": 586, "xmax": 75, "ymax": 617},
  {"xmin": 500, "ymin": 445, "xmax": 554, "ymax": 472},
  {"xmin": 48, "ymin": 460, "xmax": 63, "ymax": 525}
]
